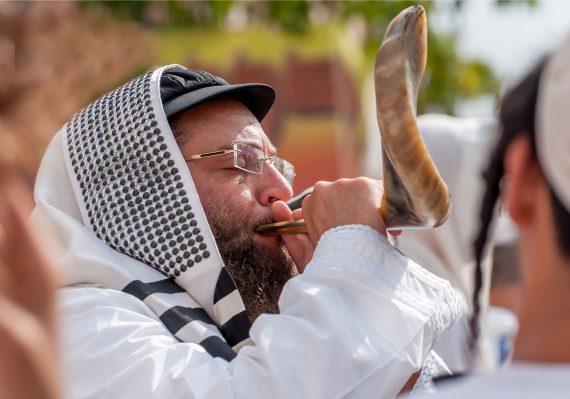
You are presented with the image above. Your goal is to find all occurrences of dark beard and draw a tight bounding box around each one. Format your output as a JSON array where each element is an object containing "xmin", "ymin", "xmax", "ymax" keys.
[{"xmin": 211, "ymin": 214, "xmax": 297, "ymax": 323}]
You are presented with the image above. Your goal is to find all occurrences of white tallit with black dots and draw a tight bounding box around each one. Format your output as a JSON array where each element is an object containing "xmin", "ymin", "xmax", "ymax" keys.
[{"xmin": 50, "ymin": 65, "xmax": 251, "ymax": 360}]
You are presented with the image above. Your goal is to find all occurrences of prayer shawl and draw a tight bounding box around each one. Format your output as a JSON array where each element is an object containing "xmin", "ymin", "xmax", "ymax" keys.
[{"xmin": 34, "ymin": 65, "xmax": 250, "ymax": 360}]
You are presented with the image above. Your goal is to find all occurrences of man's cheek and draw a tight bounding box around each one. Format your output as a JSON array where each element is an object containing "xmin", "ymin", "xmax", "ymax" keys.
[{"xmin": 238, "ymin": 188, "xmax": 254, "ymax": 204}]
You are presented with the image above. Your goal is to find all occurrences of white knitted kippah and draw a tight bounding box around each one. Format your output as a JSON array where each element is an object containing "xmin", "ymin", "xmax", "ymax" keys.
[{"xmin": 537, "ymin": 32, "xmax": 570, "ymax": 211}]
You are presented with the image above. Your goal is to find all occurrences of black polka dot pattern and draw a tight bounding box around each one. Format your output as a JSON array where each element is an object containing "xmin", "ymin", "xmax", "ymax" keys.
[{"xmin": 66, "ymin": 71, "xmax": 210, "ymax": 278}]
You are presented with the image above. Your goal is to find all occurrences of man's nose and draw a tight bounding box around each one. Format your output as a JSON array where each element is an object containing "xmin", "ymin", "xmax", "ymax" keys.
[{"xmin": 257, "ymin": 163, "xmax": 293, "ymax": 206}]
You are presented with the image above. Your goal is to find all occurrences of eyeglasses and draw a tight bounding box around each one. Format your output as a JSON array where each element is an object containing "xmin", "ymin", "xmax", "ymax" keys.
[{"xmin": 185, "ymin": 143, "xmax": 295, "ymax": 186}]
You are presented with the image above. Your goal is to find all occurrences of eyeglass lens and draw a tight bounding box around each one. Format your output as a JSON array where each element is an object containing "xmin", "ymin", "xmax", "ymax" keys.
[{"xmin": 234, "ymin": 143, "xmax": 294, "ymax": 186}]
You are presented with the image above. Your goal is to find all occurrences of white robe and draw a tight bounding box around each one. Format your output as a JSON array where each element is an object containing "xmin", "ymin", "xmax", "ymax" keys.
[{"xmin": 57, "ymin": 226, "xmax": 460, "ymax": 399}]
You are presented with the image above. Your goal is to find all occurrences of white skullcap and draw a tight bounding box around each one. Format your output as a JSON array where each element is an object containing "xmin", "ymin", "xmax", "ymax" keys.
[{"xmin": 537, "ymin": 32, "xmax": 570, "ymax": 211}]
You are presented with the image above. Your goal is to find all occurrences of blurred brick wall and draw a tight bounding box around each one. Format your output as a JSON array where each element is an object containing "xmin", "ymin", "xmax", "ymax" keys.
[
  {"xmin": 231, "ymin": 54, "xmax": 361, "ymax": 192},
  {"xmin": 185, "ymin": 52, "xmax": 362, "ymax": 192}
]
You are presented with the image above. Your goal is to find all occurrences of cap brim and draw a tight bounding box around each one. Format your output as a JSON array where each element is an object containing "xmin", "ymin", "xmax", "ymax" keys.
[{"xmin": 163, "ymin": 83, "xmax": 275, "ymax": 122}]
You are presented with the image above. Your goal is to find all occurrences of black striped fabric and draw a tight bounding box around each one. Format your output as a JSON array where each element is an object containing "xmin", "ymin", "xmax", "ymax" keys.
[
  {"xmin": 121, "ymin": 280, "xmax": 237, "ymax": 361},
  {"xmin": 123, "ymin": 279, "xmax": 185, "ymax": 301},
  {"xmin": 213, "ymin": 267, "xmax": 252, "ymax": 347},
  {"xmin": 200, "ymin": 336, "xmax": 237, "ymax": 360},
  {"xmin": 159, "ymin": 306, "xmax": 217, "ymax": 332},
  {"xmin": 219, "ymin": 311, "xmax": 251, "ymax": 347},
  {"xmin": 213, "ymin": 267, "xmax": 237, "ymax": 304}
]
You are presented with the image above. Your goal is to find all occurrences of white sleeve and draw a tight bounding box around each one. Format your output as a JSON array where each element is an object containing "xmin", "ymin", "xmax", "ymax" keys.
[{"xmin": 59, "ymin": 225, "xmax": 460, "ymax": 399}]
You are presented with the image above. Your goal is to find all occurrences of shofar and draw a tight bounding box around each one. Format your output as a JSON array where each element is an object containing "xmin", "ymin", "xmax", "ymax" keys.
[
  {"xmin": 376, "ymin": 5, "xmax": 451, "ymax": 229},
  {"xmin": 255, "ymin": 5, "xmax": 451, "ymax": 236}
]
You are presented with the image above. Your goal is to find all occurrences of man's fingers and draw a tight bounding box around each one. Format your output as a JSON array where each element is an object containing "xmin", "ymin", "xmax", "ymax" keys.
[
  {"xmin": 271, "ymin": 200, "xmax": 293, "ymax": 222},
  {"xmin": 301, "ymin": 178, "xmax": 387, "ymax": 246},
  {"xmin": 291, "ymin": 208, "xmax": 303, "ymax": 220},
  {"xmin": 280, "ymin": 233, "xmax": 314, "ymax": 273}
]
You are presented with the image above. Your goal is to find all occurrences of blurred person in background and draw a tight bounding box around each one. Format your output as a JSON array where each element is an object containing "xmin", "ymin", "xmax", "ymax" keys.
[
  {"xmin": 414, "ymin": 31, "xmax": 570, "ymax": 398},
  {"xmin": 485, "ymin": 212, "xmax": 520, "ymax": 366},
  {"xmin": 32, "ymin": 65, "xmax": 459, "ymax": 399},
  {"xmin": 395, "ymin": 114, "xmax": 497, "ymax": 373},
  {"xmin": 488, "ymin": 212, "xmax": 520, "ymax": 315}
]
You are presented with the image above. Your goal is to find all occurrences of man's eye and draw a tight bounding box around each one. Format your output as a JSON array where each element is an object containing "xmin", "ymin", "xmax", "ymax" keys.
[{"xmin": 235, "ymin": 153, "xmax": 247, "ymax": 168}]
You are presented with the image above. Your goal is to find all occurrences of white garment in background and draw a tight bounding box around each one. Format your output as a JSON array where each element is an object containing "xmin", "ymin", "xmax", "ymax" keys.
[
  {"xmin": 412, "ymin": 363, "xmax": 570, "ymax": 398},
  {"xmin": 395, "ymin": 114, "xmax": 498, "ymax": 372}
]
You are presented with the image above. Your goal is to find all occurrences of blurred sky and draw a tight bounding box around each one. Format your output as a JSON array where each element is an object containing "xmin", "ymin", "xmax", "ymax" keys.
[{"xmin": 432, "ymin": 0, "xmax": 570, "ymax": 116}]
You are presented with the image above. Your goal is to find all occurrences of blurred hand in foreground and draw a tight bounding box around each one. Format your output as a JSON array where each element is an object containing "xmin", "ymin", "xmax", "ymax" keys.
[{"xmin": 0, "ymin": 171, "xmax": 60, "ymax": 399}]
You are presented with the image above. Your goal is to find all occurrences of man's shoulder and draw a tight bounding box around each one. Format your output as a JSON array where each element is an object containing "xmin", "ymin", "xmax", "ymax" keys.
[
  {"xmin": 58, "ymin": 285, "xmax": 158, "ymax": 321},
  {"xmin": 57, "ymin": 285, "xmax": 182, "ymax": 353}
]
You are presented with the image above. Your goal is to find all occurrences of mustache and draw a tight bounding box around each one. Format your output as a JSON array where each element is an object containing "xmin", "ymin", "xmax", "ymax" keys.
[
  {"xmin": 211, "ymin": 211, "xmax": 276, "ymax": 242},
  {"xmin": 250, "ymin": 213, "xmax": 275, "ymax": 230}
]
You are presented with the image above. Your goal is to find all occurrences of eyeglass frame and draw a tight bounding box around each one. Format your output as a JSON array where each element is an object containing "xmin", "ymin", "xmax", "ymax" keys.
[{"xmin": 184, "ymin": 142, "xmax": 295, "ymax": 186}]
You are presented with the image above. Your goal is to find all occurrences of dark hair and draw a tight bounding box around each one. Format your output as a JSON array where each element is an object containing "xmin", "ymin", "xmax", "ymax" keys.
[
  {"xmin": 471, "ymin": 58, "xmax": 539, "ymax": 353},
  {"xmin": 169, "ymin": 112, "xmax": 191, "ymax": 145},
  {"xmin": 551, "ymin": 185, "xmax": 570, "ymax": 259},
  {"xmin": 470, "ymin": 56, "xmax": 570, "ymax": 354}
]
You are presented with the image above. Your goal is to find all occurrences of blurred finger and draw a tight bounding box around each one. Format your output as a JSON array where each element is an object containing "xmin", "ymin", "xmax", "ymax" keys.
[
  {"xmin": 0, "ymin": 294, "xmax": 59, "ymax": 399},
  {"xmin": 0, "ymin": 175, "xmax": 59, "ymax": 323}
]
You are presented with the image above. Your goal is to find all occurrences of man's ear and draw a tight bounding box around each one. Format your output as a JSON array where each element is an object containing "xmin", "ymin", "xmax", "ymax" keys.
[{"xmin": 503, "ymin": 135, "xmax": 543, "ymax": 227}]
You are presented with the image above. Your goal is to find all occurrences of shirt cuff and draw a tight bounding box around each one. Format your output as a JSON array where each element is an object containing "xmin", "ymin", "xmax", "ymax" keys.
[{"xmin": 305, "ymin": 224, "xmax": 462, "ymax": 344}]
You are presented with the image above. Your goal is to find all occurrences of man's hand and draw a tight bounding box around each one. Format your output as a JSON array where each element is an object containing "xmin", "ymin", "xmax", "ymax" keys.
[
  {"xmin": 301, "ymin": 177, "xmax": 387, "ymax": 246},
  {"xmin": 271, "ymin": 201, "xmax": 314, "ymax": 273}
]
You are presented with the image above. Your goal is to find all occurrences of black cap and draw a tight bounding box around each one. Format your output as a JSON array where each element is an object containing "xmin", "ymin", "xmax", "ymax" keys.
[{"xmin": 160, "ymin": 67, "xmax": 275, "ymax": 121}]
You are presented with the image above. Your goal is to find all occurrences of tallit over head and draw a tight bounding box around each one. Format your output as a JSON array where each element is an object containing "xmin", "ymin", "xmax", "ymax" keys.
[
  {"xmin": 32, "ymin": 65, "xmax": 275, "ymax": 359},
  {"xmin": 537, "ymin": 32, "xmax": 570, "ymax": 212}
]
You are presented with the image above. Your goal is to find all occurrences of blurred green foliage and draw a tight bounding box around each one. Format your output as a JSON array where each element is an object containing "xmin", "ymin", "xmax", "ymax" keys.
[
  {"xmin": 85, "ymin": 0, "xmax": 536, "ymax": 114},
  {"xmin": 266, "ymin": 1, "xmax": 312, "ymax": 33}
]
